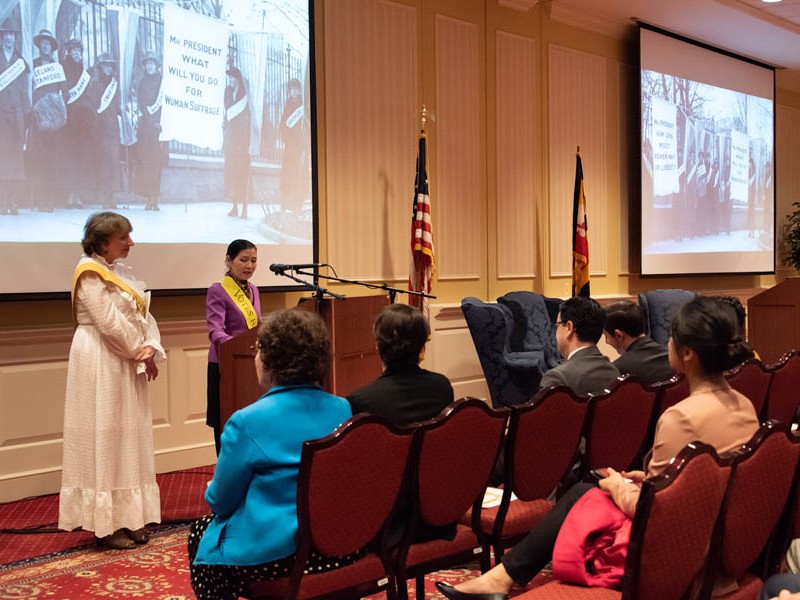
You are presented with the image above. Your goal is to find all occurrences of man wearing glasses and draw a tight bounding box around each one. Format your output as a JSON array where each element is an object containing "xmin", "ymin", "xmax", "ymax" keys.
[{"xmin": 539, "ymin": 296, "xmax": 619, "ymax": 396}]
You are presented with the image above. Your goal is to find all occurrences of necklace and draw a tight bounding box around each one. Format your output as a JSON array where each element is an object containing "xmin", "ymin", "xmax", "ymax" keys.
[{"xmin": 227, "ymin": 272, "xmax": 250, "ymax": 298}]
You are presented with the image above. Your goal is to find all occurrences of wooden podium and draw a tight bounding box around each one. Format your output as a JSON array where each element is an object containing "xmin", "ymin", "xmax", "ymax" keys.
[
  {"xmin": 218, "ymin": 295, "xmax": 388, "ymax": 429},
  {"xmin": 297, "ymin": 294, "xmax": 389, "ymax": 394},
  {"xmin": 748, "ymin": 278, "xmax": 800, "ymax": 365},
  {"xmin": 218, "ymin": 328, "xmax": 262, "ymax": 430}
]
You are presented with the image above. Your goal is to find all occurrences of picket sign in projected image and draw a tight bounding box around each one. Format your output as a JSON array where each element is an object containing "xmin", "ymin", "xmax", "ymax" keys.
[
  {"xmin": 639, "ymin": 25, "xmax": 775, "ymax": 276},
  {"xmin": 0, "ymin": 0, "xmax": 315, "ymax": 294}
]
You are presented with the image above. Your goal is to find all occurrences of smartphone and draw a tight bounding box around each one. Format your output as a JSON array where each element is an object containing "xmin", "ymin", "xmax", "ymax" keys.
[{"xmin": 589, "ymin": 468, "xmax": 609, "ymax": 480}]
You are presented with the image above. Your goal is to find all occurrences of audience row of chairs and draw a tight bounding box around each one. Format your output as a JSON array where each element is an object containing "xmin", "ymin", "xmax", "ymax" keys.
[
  {"xmin": 516, "ymin": 421, "xmax": 800, "ymax": 600},
  {"xmin": 245, "ymin": 399, "xmax": 505, "ymax": 600},
  {"xmin": 242, "ymin": 351, "xmax": 800, "ymax": 599}
]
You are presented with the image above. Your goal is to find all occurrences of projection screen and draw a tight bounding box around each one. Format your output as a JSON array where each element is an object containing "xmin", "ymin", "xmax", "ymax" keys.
[
  {"xmin": 0, "ymin": 0, "xmax": 315, "ymax": 295},
  {"xmin": 639, "ymin": 24, "xmax": 775, "ymax": 276}
]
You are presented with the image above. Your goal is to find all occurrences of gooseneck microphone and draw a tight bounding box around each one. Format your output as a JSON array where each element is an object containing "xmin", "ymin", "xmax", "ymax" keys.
[{"xmin": 269, "ymin": 263, "xmax": 322, "ymax": 273}]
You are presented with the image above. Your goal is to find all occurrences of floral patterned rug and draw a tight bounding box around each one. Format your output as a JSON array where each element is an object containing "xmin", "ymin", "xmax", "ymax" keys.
[{"xmin": 0, "ymin": 525, "xmax": 548, "ymax": 599}]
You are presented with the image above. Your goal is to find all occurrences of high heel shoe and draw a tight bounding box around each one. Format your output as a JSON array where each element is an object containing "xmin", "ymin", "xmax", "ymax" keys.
[
  {"xmin": 123, "ymin": 527, "xmax": 150, "ymax": 544},
  {"xmin": 96, "ymin": 529, "xmax": 137, "ymax": 550},
  {"xmin": 435, "ymin": 582, "xmax": 508, "ymax": 600}
]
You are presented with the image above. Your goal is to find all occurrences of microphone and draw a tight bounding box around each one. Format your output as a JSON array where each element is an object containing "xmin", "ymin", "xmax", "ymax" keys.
[{"xmin": 269, "ymin": 263, "xmax": 323, "ymax": 273}]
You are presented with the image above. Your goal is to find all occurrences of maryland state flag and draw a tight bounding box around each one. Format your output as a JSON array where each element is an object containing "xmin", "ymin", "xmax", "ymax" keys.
[
  {"xmin": 572, "ymin": 150, "xmax": 590, "ymax": 297},
  {"xmin": 409, "ymin": 132, "xmax": 435, "ymax": 317}
]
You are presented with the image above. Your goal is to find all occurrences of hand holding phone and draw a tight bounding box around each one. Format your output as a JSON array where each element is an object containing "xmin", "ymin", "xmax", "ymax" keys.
[{"xmin": 589, "ymin": 468, "xmax": 609, "ymax": 481}]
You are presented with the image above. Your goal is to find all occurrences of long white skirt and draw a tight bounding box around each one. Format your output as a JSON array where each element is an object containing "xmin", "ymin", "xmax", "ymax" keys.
[{"xmin": 58, "ymin": 324, "xmax": 161, "ymax": 537}]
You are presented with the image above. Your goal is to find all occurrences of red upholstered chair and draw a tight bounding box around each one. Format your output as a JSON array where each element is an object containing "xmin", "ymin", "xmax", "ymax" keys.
[
  {"xmin": 765, "ymin": 350, "xmax": 800, "ymax": 423},
  {"xmin": 476, "ymin": 386, "xmax": 589, "ymax": 561},
  {"xmin": 650, "ymin": 373, "xmax": 690, "ymax": 416},
  {"xmin": 702, "ymin": 422, "xmax": 800, "ymax": 600},
  {"xmin": 726, "ymin": 358, "xmax": 772, "ymax": 418},
  {"xmin": 584, "ymin": 376, "xmax": 657, "ymax": 474},
  {"xmin": 392, "ymin": 398, "xmax": 507, "ymax": 600},
  {"xmin": 246, "ymin": 414, "xmax": 413, "ymax": 600},
  {"xmin": 513, "ymin": 442, "xmax": 732, "ymax": 600}
]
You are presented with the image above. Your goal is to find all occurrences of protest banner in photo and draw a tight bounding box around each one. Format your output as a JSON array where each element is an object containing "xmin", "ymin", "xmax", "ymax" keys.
[
  {"xmin": 729, "ymin": 129, "xmax": 750, "ymax": 203},
  {"xmin": 159, "ymin": 3, "xmax": 227, "ymax": 150},
  {"xmin": 651, "ymin": 96, "xmax": 678, "ymax": 198}
]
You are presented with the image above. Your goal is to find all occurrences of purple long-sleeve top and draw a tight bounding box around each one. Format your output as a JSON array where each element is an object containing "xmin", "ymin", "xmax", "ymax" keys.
[{"xmin": 206, "ymin": 281, "xmax": 262, "ymax": 363}]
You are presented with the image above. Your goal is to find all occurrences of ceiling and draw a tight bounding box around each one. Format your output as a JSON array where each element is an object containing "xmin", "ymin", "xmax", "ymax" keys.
[{"xmin": 544, "ymin": 0, "xmax": 800, "ymax": 93}]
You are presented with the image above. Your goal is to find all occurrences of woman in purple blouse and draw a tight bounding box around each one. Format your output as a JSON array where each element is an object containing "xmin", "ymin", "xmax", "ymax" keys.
[{"xmin": 206, "ymin": 240, "xmax": 261, "ymax": 454}]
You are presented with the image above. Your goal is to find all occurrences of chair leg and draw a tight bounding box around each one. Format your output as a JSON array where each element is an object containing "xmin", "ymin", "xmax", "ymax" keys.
[
  {"xmin": 479, "ymin": 546, "xmax": 491, "ymax": 573},
  {"xmin": 415, "ymin": 575, "xmax": 425, "ymax": 600},
  {"xmin": 394, "ymin": 574, "xmax": 409, "ymax": 600}
]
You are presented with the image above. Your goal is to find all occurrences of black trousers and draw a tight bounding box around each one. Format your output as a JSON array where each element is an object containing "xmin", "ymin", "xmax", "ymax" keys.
[
  {"xmin": 206, "ymin": 362, "xmax": 221, "ymax": 455},
  {"xmin": 501, "ymin": 481, "xmax": 596, "ymax": 585}
]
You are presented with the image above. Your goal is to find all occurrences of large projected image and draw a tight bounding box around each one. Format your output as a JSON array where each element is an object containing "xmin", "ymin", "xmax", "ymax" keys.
[
  {"xmin": 0, "ymin": 0, "xmax": 314, "ymax": 294},
  {"xmin": 639, "ymin": 26, "xmax": 775, "ymax": 276}
]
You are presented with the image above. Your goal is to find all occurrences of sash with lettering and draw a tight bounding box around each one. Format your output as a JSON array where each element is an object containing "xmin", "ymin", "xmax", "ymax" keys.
[
  {"xmin": 285, "ymin": 105, "xmax": 304, "ymax": 129},
  {"xmin": 97, "ymin": 78, "xmax": 118, "ymax": 114},
  {"xmin": 226, "ymin": 94, "xmax": 247, "ymax": 122},
  {"xmin": 0, "ymin": 57, "xmax": 25, "ymax": 93},
  {"xmin": 32, "ymin": 62, "xmax": 66, "ymax": 90},
  {"xmin": 147, "ymin": 88, "xmax": 163, "ymax": 115},
  {"xmin": 220, "ymin": 276, "xmax": 258, "ymax": 329},
  {"xmin": 72, "ymin": 262, "xmax": 146, "ymax": 317},
  {"xmin": 67, "ymin": 70, "xmax": 90, "ymax": 104}
]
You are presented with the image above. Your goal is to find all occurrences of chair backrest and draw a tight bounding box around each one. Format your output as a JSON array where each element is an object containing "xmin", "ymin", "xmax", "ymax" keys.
[
  {"xmin": 711, "ymin": 422, "xmax": 800, "ymax": 587},
  {"xmin": 726, "ymin": 357, "xmax": 772, "ymax": 418},
  {"xmin": 497, "ymin": 291, "xmax": 560, "ymax": 370},
  {"xmin": 506, "ymin": 386, "xmax": 589, "ymax": 501},
  {"xmin": 585, "ymin": 376, "xmax": 657, "ymax": 472},
  {"xmin": 765, "ymin": 350, "xmax": 800, "ymax": 422},
  {"xmin": 296, "ymin": 414, "xmax": 413, "ymax": 560},
  {"xmin": 461, "ymin": 297, "xmax": 542, "ymax": 407},
  {"xmin": 638, "ymin": 289, "xmax": 697, "ymax": 345},
  {"xmin": 622, "ymin": 442, "xmax": 731, "ymax": 600},
  {"xmin": 650, "ymin": 374, "xmax": 690, "ymax": 416},
  {"xmin": 412, "ymin": 398, "xmax": 507, "ymax": 528}
]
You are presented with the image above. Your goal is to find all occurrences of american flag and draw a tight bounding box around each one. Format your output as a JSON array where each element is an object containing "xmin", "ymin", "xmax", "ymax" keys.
[{"xmin": 409, "ymin": 132, "xmax": 435, "ymax": 317}]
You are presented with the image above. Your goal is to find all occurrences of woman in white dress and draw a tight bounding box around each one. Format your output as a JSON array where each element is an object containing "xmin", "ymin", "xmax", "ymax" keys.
[{"xmin": 58, "ymin": 212, "xmax": 165, "ymax": 549}]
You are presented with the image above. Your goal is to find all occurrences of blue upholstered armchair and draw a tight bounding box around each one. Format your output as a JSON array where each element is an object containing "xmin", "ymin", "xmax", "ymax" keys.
[
  {"xmin": 497, "ymin": 291, "xmax": 562, "ymax": 371},
  {"xmin": 461, "ymin": 297, "xmax": 546, "ymax": 408},
  {"xmin": 638, "ymin": 289, "xmax": 697, "ymax": 345}
]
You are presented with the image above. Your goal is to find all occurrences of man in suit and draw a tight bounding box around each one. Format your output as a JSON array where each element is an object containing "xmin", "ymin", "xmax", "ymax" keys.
[
  {"xmin": 538, "ymin": 296, "xmax": 619, "ymax": 395},
  {"xmin": 603, "ymin": 300, "xmax": 674, "ymax": 385},
  {"xmin": 347, "ymin": 303, "xmax": 453, "ymax": 426}
]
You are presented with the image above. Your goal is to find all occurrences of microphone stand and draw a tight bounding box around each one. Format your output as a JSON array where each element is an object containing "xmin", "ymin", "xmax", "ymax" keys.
[
  {"xmin": 270, "ymin": 268, "xmax": 345, "ymax": 300},
  {"xmin": 290, "ymin": 267, "xmax": 434, "ymax": 304}
]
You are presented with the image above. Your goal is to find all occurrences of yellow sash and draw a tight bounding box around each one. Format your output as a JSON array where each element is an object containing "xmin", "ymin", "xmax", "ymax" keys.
[
  {"xmin": 72, "ymin": 262, "xmax": 146, "ymax": 317},
  {"xmin": 221, "ymin": 276, "xmax": 258, "ymax": 329}
]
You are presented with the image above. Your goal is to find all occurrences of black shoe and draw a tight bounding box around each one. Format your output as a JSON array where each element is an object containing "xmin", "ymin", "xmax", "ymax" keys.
[{"xmin": 434, "ymin": 582, "xmax": 508, "ymax": 600}]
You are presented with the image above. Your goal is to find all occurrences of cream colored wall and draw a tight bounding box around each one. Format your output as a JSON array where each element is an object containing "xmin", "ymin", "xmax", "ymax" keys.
[{"xmin": 2, "ymin": 0, "xmax": 800, "ymax": 502}]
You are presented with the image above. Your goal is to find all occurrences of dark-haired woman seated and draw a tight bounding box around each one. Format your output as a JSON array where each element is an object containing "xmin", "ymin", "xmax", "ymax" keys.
[
  {"xmin": 347, "ymin": 303, "xmax": 454, "ymax": 426},
  {"xmin": 188, "ymin": 309, "xmax": 354, "ymax": 600},
  {"xmin": 437, "ymin": 295, "xmax": 760, "ymax": 600}
]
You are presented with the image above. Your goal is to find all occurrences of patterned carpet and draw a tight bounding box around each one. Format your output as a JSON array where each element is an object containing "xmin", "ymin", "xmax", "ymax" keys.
[
  {"xmin": 0, "ymin": 466, "xmax": 213, "ymax": 565},
  {"xmin": 0, "ymin": 524, "xmax": 546, "ymax": 599}
]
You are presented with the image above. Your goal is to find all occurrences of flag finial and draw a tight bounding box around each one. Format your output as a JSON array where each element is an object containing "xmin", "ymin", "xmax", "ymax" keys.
[
  {"xmin": 577, "ymin": 145, "xmax": 580, "ymax": 154},
  {"xmin": 421, "ymin": 105, "xmax": 427, "ymax": 132}
]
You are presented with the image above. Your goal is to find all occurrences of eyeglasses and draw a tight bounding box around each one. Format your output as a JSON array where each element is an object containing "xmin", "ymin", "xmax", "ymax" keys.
[
  {"xmin": 555, "ymin": 320, "xmax": 568, "ymax": 327},
  {"xmin": 249, "ymin": 342, "xmax": 261, "ymax": 356}
]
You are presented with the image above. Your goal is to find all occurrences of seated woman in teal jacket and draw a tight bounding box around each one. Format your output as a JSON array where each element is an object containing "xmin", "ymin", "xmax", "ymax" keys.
[{"xmin": 188, "ymin": 309, "xmax": 354, "ymax": 600}]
